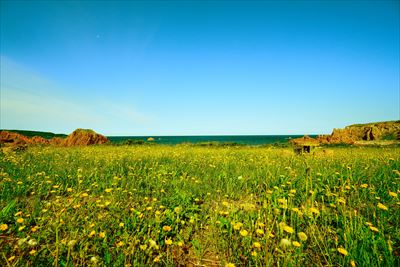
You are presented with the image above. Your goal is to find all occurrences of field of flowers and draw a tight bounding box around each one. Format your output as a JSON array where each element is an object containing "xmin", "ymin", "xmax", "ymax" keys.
[{"xmin": 0, "ymin": 145, "xmax": 399, "ymax": 266}]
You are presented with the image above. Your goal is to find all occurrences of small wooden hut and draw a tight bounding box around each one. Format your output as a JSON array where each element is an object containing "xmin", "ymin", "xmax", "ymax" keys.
[{"xmin": 290, "ymin": 135, "xmax": 320, "ymax": 154}]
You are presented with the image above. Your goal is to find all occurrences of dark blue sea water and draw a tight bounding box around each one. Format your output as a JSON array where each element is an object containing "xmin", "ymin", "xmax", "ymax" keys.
[{"xmin": 108, "ymin": 135, "xmax": 317, "ymax": 145}]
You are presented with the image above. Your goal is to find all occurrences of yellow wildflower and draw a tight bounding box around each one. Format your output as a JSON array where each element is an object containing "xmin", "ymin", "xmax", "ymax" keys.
[
  {"xmin": 369, "ymin": 226, "xmax": 379, "ymax": 232},
  {"xmin": 116, "ymin": 241, "xmax": 124, "ymax": 247},
  {"xmin": 251, "ymin": 251, "xmax": 257, "ymax": 257},
  {"xmin": 256, "ymin": 228, "xmax": 264, "ymax": 236},
  {"xmin": 253, "ymin": 242, "xmax": 261, "ymax": 248},
  {"xmin": 225, "ymin": 263, "xmax": 235, "ymax": 267},
  {"xmin": 233, "ymin": 222, "xmax": 243, "ymax": 230},
  {"xmin": 154, "ymin": 256, "xmax": 161, "ymax": 263},
  {"xmin": 105, "ymin": 188, "xmax": 112, "ymax": 193},
  {"xmin": 350, "ymin": 260, "xmax": 356, "ymax": 267},
  {"xmin": 165, "ymin": 238, "xmax": 173, "ymax": 245},
  {"xmin": 29, "ymin": 249, "xmax": 37, "ymax": 255},
  {"xmin": 119, "ymin": 222, "xmax": 124, "ymax": 227},
  {"xmin": 16, "ymin": 218, "xmax": 24, "ymax": 224},
  {"xmin": 337, "ymin": 247, "xmax": 348, "ymax": 256},
  {"xmin": 88, "ymin": 230, "xmax": 96, "ymax": 237},
  {"xmin": 240, "ymin": 229, "xmax": 248, "ymax": 237},
  {"xmin": 67, "ymin": 188, "xmax": 73, "ymax": 192},
  {"xmin": 389, "ymin": 192, "xmax": 397, "ymax": 197},
  {"xmin": 292, "ymin": 241, "xmax": 301, "ymax": 247},
  {"xmin": 14, "ymin": 211, "xmax": 23, "ymax": 216},
  {"xmin": 99, "ymin": 232, "xmax": 106, "ymax": 238},
  {"xmin": 309, "ymin": 207, "xmax": 320, "ymax": 215},
  {"xmin": 8, "ymin": 256, "xmax": 15, "ymax": 262},
  {"xmin": 297, "ymin": 232, "xmax": 308, "ymax": 241},
  {"xmin": 0, "ymin": 224, "xmax": 8, "ymax": 231},
  {"xmin": 31, "ymin": 226, "xmax": 38, "ymax": 232},
  {"xmin": 377, "ymin": 203, "xmax": 388, "ymax": 211},
  {"xmin": 163, "ymin": 225, "xmax": 172, "ymax": 232},
  {"xmin": 283, "ymin": 225, "xmax": 294, "ymax": 234}
]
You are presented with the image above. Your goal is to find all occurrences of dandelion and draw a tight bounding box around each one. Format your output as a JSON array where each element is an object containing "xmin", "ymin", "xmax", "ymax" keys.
[
  {"xmin": 88, "ymin": 230, "xmax": 96, "ymax": 237},
  {"xmin": 292, "ymin": 241, "xmax": 301, "ymax": 247},
  {"xmin": 31, "ymin": 226, "xmax": 38, "ymax": 232},
  {"xmin": 163, "ymin": 225, "xmax": 172, "ymax": 232},
  {"xmin": 29, "ymin": 249, "xmax": 37, "ymax": 255},
  {"xmin": 165, "ymin": 238, "xmax": 172, "ymax": 245},
  {"xmin": 309, "ymin": 207, "xmax": 320, "ymax": 215},
  {"xmin": 225, "ymin": 263, "xmax": 235, "ymax": 267},
  {"xmin": 177, "ymin": 241, "xmax": 184, "ymax": 247},
  {"xmin": 18, "ymin": 226, "xmax": 26, "ymax": 231},
  {"xmin": 67, "ymin": 188, "xmax": 73, "ymax": 192},
  {"xmin": 253, "ymin": 242, "xmax": 261, "ymax": 248},
  {"xmin": 154, "ymin": 256, "xmax": 161, "ymax": 263},
  {"xmin": 105, "ymin": 188, "xmax": 112, "ymax": 193},
  {"xmin": 297, "ymin": 232, "xmax": 308, "ymax": 241},
  {"xmin": 283, "ymin": 225, "xmax": 294, "ymax": 234},
  {"xmin": 377, "ymin": 203, "xmax": 388, "ymax": 211},
  {"xmin": 149, "ymin": 239, "xmax": 159, "ymax": 250},
  {"xmin": 350, "ymin": 260, "xmax": 356, "ymax": 267},
  {"xmin": 0, "ymin": 224, "xmax": 8, "ymax": 231},
  {"xmin": 389, "ymin": 192, "xmax": 398, "ymax": 197},
  {"xmin": 116, "ymin": 241, "xmax": 124, "ymax": 247},
  {"xmin": 360, "ymin": 184, "xmax": 368, "ymax": 188},
  {"xmin": 240, "ymin": 229, "xmax": 248, "ymax": 236},
  {"xmin": 16, "ymin": 217, "xmax": 24, "ymax": 224},
  {"xmin": 14, "ymin": 211, "xmax": 23, "ymax": 216},
  {"xmin": 256, "ymin": 228, "xmax": 264, "ymax": 236},
  {"xmin": 337, "ymin": 247, "xmax": 348, "ymax": 256},
  {"xmin": 99, "ymin": 232, "xmax": 106, "ymax": 238},
  {"xmin": 251, "ymin": 251, "xmax": 257, "ymax": 257},
  {"xmin": 233, "ymin": 222, "xmax": 243, "ymax": 230},
  {"xmin": 119, "ymin": 222, "xmax": 124, "ymax": 227},
  {"xmin": 90, "ymin": 256, "xmax": 98, "ymax": 263}
]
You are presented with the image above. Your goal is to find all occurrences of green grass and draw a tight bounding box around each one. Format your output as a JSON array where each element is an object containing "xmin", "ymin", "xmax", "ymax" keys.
[{"xmin": 0, "ymin": 145, "xmax": 399, "ymax": 266}]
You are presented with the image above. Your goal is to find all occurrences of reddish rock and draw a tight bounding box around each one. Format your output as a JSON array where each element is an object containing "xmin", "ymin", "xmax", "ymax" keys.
[{"xmin": 63, "ymin": 129, "xmax": 109, "ymax": 146}]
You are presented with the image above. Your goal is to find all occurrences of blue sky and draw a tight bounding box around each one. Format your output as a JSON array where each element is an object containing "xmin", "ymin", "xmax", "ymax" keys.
[{"xmin": 1, "ymin": 0, "xmax": 399, "ymax": 135}]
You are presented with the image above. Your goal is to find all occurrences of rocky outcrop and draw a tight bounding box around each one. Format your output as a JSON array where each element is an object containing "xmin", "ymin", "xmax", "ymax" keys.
[
  {"xmin": 49, "ymin": 137, "xmax": 65, "ymax": 146},
  {"xmin": 31, "ymin": 136, "xmax": 50, "ymax": 145},
  {"xmin": 63, "ymin": 129, "xmax": 109, "ymax": 146},
  {"xmin": 318, "ymin": 121, "xmax": 400, "ymax": 144},
  {"xmin": 1, "ymin": 128, "xmax": 109, "ymax": 147},
  {"xmin": 0, "ymin": 131, "xmax": 32, "ymax": 145}
]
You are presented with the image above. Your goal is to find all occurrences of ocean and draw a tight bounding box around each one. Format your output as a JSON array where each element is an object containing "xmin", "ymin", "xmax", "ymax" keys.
[{"xmin": 108, "ymin": 135, "xmax": 317, "ymax": 145}]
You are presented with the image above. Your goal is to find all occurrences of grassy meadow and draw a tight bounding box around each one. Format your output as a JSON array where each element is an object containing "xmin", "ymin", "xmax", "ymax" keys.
[{"xmin": 0, "ymin": 145, "xmax": 399, "ymax": 266}]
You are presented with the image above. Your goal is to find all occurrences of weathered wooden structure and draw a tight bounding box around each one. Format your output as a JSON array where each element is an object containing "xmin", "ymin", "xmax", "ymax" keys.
[{"xmin": 290, "ymin": 135, "xmax": 320, "ymax": 154}]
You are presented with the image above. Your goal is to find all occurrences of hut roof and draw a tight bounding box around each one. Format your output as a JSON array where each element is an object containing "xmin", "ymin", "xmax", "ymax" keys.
[{"xmin": 290, "ymin": 135, "xmax": 320, "ymax": 146}]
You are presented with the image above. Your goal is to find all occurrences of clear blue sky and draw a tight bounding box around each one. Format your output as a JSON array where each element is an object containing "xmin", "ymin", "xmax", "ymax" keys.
[{"xmin": 1, "ymin": 0, "xmax": 399, "ymax": 135}]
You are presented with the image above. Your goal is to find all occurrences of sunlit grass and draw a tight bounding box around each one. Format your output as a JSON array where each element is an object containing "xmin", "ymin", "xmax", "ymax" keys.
[{"xmin": 0, "ymin": 145, "xmax": 399, "ymax": 266}]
